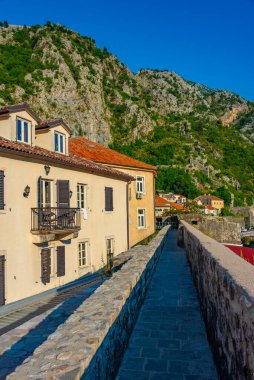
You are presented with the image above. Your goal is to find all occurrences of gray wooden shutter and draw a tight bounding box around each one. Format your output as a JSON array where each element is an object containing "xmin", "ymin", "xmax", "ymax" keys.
[
  {"xmin": 105, "ymin": 187, "xmax": 113, "ymax": 211},
  {"xmin": 41, "ymin": 249, "xmax": 51, "ymax": 285},
  {"xmin": 0, "ymin": 171, "xmax": 5, "ymax": 210},
  {"xmin": 57, "ymin": 180, "xmax": 70, "ymax": 208},
  {"xmin": 0, "ymin": 256, "xmax": 6, "ymax": 306},
  {"xmin": 38, "ymin": 176, "xmax": 42, "ymax": 208},
  {"xmin": 57, "ymin": 246, "xmax": 65, "ymax": 277},
  {"xmin": 110, "ymin": 188, "xmax": 113, "ymax": 211}
]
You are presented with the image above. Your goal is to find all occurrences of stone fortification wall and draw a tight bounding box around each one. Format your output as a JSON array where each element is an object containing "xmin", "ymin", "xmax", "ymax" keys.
[
  {"xmin": 196, "ymin": 218, "xmax": 241, "ymax": 243},
  {"xmin": 8, "ymin": 227, "xmax": 169, "ymax": 380},
  {"xmin": 230, "ymin": 206, "xmax": 254, "ymax": 227},
  {"xmin": 223, "ymin": 216, "xmax": 245, "ymax": 228},
  {"xmin": 179, "ymin": 215, "xmax": 241, "ymax": 244},
  {"xmin": 178, "ymin": 214, "xmax": 204, "ymax": 225},
  {"xmin": 178, "ymin": 221, "xmax": 254, "ymax": 380}
]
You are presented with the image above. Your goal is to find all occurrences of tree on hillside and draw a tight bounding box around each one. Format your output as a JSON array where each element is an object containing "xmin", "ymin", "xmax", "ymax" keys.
[
  {"xmin": 156, "ymin": 167, "xmax": 200, "ymax": 199},
  {"xmin": 212, "ymin": 186, "xmax": 231, "ymax": 206}
]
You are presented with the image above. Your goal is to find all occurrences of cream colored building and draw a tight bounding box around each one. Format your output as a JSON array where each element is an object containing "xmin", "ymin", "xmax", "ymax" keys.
[
  {"xmin": 69, "ymin": 137, "xmax": 157, "ymax": 247},
  {"xmin": 0, "ymin": 103, "xmax": 133, "ymax": 305},
  {"xmin": 194, "ymin": 195, "xmax": 224, "ymax": 211}
]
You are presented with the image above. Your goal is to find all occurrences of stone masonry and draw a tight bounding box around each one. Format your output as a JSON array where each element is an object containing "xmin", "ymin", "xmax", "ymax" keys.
[
  {"xmin": 178, "ymin": 221, "xmax": 254, "ymax": 380},
  {"xmin": 7, "ymin": 227, "xmax": 169, "ymax": 379},
  {"xmin": 180, "ymin": 215, "xmax": 241, "ymax": 244},
  {"xmin": 196, "ymin": 218, "xmax": 241, "ymax": 243}
]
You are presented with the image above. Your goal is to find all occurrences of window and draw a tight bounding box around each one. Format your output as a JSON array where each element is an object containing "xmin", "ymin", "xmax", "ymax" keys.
[
  {"xmin": 16, "ymin": 118, "xmax": 30, "ymax": 144},
  {"xmin": 0, "ymin": 171, "xmax": 4, "ymax": 210},
  {"xmin": 79, "ymin": 242, "xmax": 88, "ymax": 267},
  {"xmin": 106, "ymin": 238, "xmax": 114, "ymax": 273},
  {"xmin": 54, "ymin": 132, "xmax": 66, "ymax": 154},
  {"xmin": 105, "ymin": 187, "xmax": 113, "ymax": 211},
  {"xmin": 77, "ymin": 184, "xmax": 87, "ymax": 209},
  {"xmin": 41, "ymin": 247, "xmax": 60, "ymax": 283},
  {"xmin": 138, "ymin": 209, "xmax": 146, "ymax": 228},
  {"xmin": 136, "ymin": 176, "xmax": 145, "ymax": 193},
  {"xmin": 40, "ymin": 179, "xmax": 53, "ymax": 207},
  {"xmin": 106, "ymin": 238, "xmax": 114, "ymax": 257}
]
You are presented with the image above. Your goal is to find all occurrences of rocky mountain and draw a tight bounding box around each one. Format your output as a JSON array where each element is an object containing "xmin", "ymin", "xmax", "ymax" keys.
[{"xmin": 0, "ymin": 22, "xmax": 254, "ymax": 206}]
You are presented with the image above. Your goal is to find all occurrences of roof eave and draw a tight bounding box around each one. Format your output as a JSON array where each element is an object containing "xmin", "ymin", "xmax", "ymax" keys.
[
  {"xmin": 0, "ymin": 103, "xmax": 41, "ymax": 123},
  {"xmin": 36, "ymin": 119, "xmax": 73, "ymax": 135},
  {"xmin": 98, "ymin": 161, "xmax": 157, "ymax": 173},
  {"xmin": 0, "ymin": 146, "xmax": 134, "ymax": 182}
]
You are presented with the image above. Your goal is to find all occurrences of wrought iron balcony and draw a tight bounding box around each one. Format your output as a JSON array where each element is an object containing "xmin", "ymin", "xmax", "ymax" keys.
[{"xmin": 31, "ymin": 207, "xmax": 81, "ymax": 234}]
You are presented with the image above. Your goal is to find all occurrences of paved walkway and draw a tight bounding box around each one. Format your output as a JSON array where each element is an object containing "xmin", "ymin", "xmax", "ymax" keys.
[
  {"xmin": 0, "ymin": 281, "xmax": 103, "ymax": 378},
  {"xmin": 0, "ymin": 273, "xmax": 102, "ymax": 336},
  {"xmin": 116, "ymin": 229, "xmax": 218, "ymax": 380}
]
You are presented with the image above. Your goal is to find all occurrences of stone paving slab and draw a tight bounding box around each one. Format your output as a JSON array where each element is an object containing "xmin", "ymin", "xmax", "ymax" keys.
[{"xmin": 116, "ymin": 229, "xmax": 218, "ymax": 380}]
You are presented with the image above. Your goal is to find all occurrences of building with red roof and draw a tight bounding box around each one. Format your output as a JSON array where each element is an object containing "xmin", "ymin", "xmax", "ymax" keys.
[
  {"xmin": 69, "ymin": 137, "xmax": 156, "ymax": 172},
  {"xmin": 69, "ymin": 137, "xmax": 157, "ymax": 247},
  {"xmin": 194, "ymin": 195, "xmax": 224, "ymax": 211},
  {"xmin": 159, "ymin": 193, "xmax": 187, "ymax": 204},
  {"xmin": 155, "ymin": 195, "xmax": 186, "ymax": 217}
]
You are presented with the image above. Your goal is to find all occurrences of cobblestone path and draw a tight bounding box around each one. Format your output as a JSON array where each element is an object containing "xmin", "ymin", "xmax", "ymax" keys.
[{"xmin": 116, "ymin": 229, "xmax": 218, "ymax": 380}]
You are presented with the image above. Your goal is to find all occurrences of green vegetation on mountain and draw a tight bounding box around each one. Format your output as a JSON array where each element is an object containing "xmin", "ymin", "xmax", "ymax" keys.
[{"xmin": 0, "ymin": 22, "xmax": 253, "ymax": 206}]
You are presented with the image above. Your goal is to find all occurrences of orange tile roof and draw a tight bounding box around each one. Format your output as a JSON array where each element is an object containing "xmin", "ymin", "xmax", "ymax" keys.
[
  {"xmin": 155, "ymin": 196, "xmax": 171, "ymax": 207},
  {"xmin": 155, "ymin": 196, "xmax": 186, "ymax": 210},
  {"xmin": 69, "ymin": 137, "xmax": 157, "ymax": 171},
  {"xmin": 168, "ymin": 202, "xmax": 186, "ymax": 210},
  {"xmin": 205, "ymin": 205, "xmax": 217, "ymax": 210},
  {"xmin": 0, "ymin": 137, "xmax": 134, "ymax": 182}
]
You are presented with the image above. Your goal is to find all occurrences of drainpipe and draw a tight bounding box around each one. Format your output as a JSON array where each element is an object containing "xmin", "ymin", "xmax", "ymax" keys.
[{"xmin": 126, "ymin": 181, "xmax": 130, "ymax": 249}]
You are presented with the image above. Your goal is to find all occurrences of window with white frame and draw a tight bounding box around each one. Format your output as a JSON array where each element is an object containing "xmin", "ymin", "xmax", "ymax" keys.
[
  {"xmin": 106, "ymin": 238, "xmax": 114, "ymax": 256},
  {"xmin": 136, "ymin": 176, "xmax": 145, "ymax": 193},
  {"xmin": 40, "ymin": 179, "xmax": 53, "ymax": 207},
  {"xmin": 138, "ymin": 208, "xmax": 146, "ymax": 228},
  {"xmin": 54, "ymin": 132, "xmax": 66, "ymax": 154},
  {"xmin": 16, "ymin": 118, "xmax": 31, "ymax": 144},
  {"xmin": 78, "ymin": 241, "xmax": 88, "ymax": 267},
  {"xmin": 77, "ymin": 184, "xmax": 87, "ymax": 209}
]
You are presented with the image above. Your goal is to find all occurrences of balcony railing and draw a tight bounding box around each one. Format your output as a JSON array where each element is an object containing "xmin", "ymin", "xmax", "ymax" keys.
[{"xmin": 31, "ymin": 207, "xmax": 81, "ymax": 234}]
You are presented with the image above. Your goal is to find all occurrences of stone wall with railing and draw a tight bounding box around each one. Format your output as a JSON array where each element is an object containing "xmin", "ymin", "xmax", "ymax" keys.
[
  {"xmin": 8, "ymin": 227, "xmax": 169, "ymax": 380},
  {"xmin": 178, "ymin": 221, "xmax": 254, "ymax": 380}
]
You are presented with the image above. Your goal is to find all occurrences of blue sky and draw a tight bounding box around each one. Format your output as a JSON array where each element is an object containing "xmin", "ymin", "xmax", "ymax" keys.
[{"xmin": 1, "ymin": 0, "xmax": 254, "ymax": 100}]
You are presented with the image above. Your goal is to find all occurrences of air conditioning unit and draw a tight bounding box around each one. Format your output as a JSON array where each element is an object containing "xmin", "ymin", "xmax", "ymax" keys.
[{"xmin": 136, "ymin": 192, "xmax": 143, "ymax": 199}]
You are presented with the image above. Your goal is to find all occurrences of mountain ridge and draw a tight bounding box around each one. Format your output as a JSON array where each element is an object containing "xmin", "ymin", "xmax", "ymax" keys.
[{"xmin": 0, "ymin": 22, "xmax": 254, "ymax": 206}]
